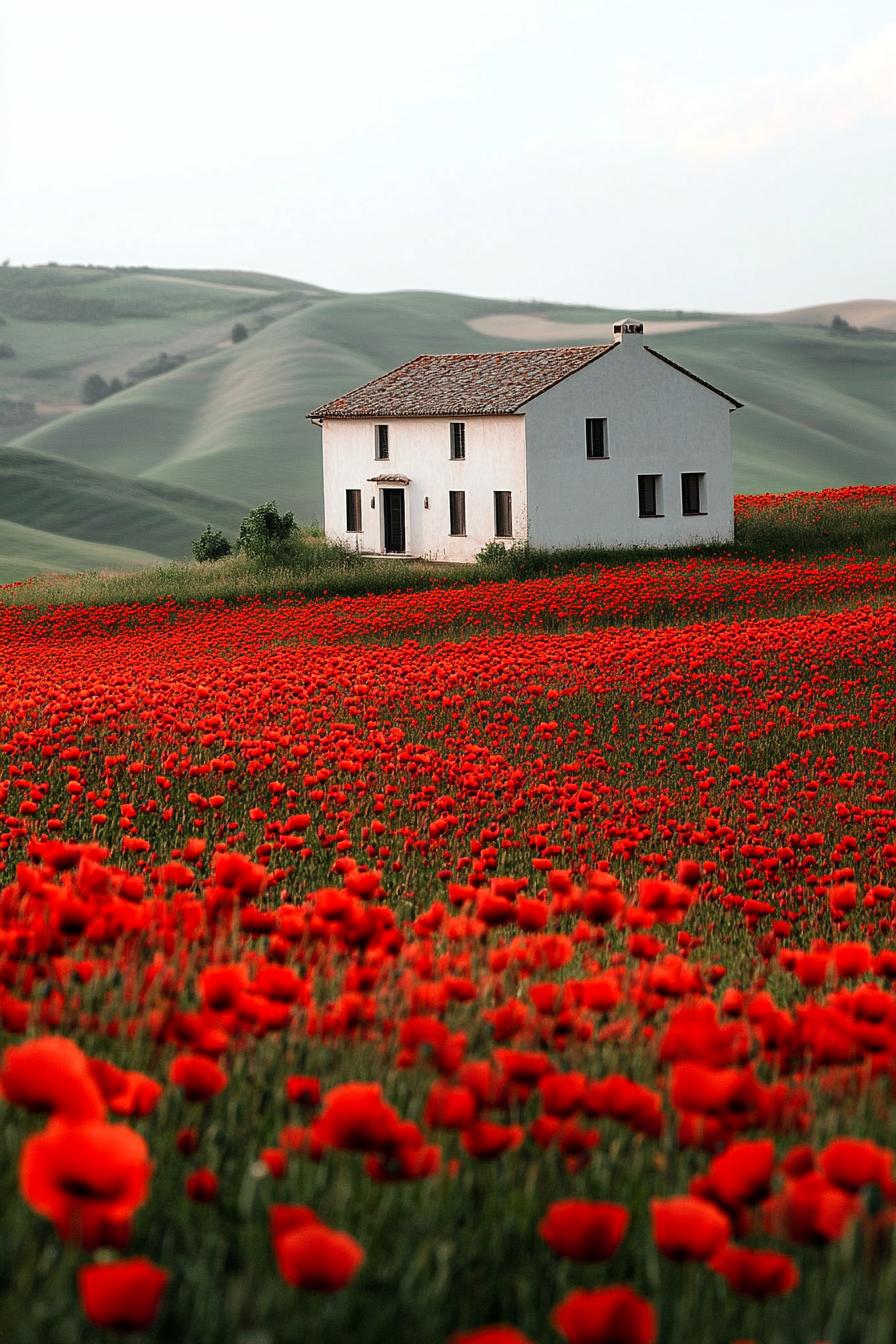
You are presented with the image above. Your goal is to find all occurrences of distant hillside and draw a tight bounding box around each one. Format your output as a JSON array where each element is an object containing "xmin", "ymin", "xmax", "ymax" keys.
[
  {"xmin": 0, "ymin": 444, "xmax": 245, "ymax": 574},
  {"xmin": 1, "ymin": 264, "xmax": 894, "ymax": 581}
]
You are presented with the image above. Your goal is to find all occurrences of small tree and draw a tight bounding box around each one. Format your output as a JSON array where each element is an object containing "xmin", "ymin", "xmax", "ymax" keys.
[
  {"xmin": 231, "ymin": 322, "xmax": 249, "ymax": 343},
  {"xmin": 81, "ymin": 373, "xmax": 110, "ymax": 405},
  {"xmin": 238, "ymin": 500, "xmax": 296, "ymax": 565},
  {"xmin": 192, "ymin": 526, "xmax": 232, "ymax": 563},
  {"xmin": 0, "ymin": 343, "xmax": 14, "ymax": 359}
]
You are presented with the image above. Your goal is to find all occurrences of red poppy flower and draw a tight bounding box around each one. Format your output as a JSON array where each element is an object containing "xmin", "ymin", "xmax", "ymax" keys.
[
  {"xmin": 820, "ymin": 1138, "xmax": 893, "ymax": 1193},
  {"xmin": 285, "ymin": 1075, "xmax": 321, "ymax": 1107},
  {"xmin": 169, "ymin": 1054, "xmax": 228, "ymax": 1101},
  {"xmin": 78, "ymin": 1257, "xmax": 167, "ymax": 1330},
  {"xmin": 650, "ymin": 1196, "xmax": 730, "ymax": 1261},
  {"xmin": 175, "ymin": 1126, "xmax": 199, "ymax": 1156},
  {"xmin": 705, "ymin": 1139, "xmax": 775, "ymax": 1209},
  {"xmin": 269, "ymin": 1204, "xmax": 321, "ymax": 1241},
  {"xmin": 552, "ymin": 1286, "xmax": 658, "ymax": 1344},
  {"xmin": 273, "ymin": 1223, "xmax": 364, "ymax": 1290},
  {"xmin": 20, "ymin": 1119, "xmax": 151, "ymax": 1246},
  {"xmin": 365, "ymin": 1141, "xmax": 441, "ymax": 1182},
  {"xmin": 461, "ymin": 1121, "xmax": 525, "ymax": 1159},
  {"xmin": 185, "ymin": 1168, "xmax": 219, "ymax": 1202},
  {"xmin": 538, "ymin": 1072, "xmax": 586, "ymax": 1117},
  {"xmin": 776, "ymin": 1172, "xmax": 857, "ymax": 1244},
  {"xmin": 313, "ymin": 1082, "xmax": 404, "ymax": 1152},
  {"xmin": 711, "ymin": 1245, "xmax": 799, "ymax": 1298},
  {"xmin": 198, "ymin": 964, "xmax": 247, "ymax": 1010},
  {"xmin": 538, "ymin": 1200, "xmax": 628, "ymax": 1261},
  {"xmin": 1, "ymin": 1037, "xmax": 105, "ymax": 1121},
  {"xmin": 425, "ymin": 1081, "xmax": 478, "ymax": 1130}
]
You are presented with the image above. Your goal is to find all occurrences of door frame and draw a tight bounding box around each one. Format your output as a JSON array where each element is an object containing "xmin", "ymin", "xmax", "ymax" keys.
[{"xmin": 380, "ymin": 486, "xmax": 408, "ymax": 555}]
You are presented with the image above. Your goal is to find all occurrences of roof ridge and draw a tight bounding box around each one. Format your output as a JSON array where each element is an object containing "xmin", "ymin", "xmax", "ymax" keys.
[{"xmin": 411, "ymin": 343, "xmax": 612, "ymax": 358}]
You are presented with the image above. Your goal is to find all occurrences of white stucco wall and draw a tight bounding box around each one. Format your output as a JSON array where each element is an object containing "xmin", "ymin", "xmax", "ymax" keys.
[
  {"xmin": 321, "ymin": 415, "xmax": 527, "ymax": 562},
  {"xmin": 522, "ymin": 332, "xmax": 735, "ymax": 549}
]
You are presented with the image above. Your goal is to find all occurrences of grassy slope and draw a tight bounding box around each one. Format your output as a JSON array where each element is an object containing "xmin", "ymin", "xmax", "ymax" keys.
[
  {"xmin": 0, "ymin": 517, "xmax": 161, "ymax": 583},
  {"xmin": 2, "ymin": 266, "xmax": 895, "ymax": 578},
  {"xmin": 0, "ymin": 444, "xmax": 246, "ymax": 559}
]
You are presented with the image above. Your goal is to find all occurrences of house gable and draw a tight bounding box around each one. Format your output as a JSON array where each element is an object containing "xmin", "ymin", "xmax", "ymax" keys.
[{"xmin": 521, "ymin": 331, "xmax": 736, "ymax": 549}]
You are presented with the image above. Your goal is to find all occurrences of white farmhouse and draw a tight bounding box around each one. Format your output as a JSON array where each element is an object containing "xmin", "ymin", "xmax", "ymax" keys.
[{"xmin": 308, "ymin": 320, "xmax": 742, "ymax": 562}]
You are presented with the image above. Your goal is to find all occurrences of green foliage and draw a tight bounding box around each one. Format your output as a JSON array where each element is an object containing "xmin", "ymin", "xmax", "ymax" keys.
[
  {"xmin": 81, "ymin": 373, "xmax": 112, "ymax": 405},
  {"xmin": 192, "ymin": 525, "xmax": 233, "ymax": 563},
  {"xmin": 126, "ymin": 351, "xmax": 187, "ymax": 383},
  {"xmin": 237, "ymin": 500, "xmax": 298, "ymax": 565},
  {"xmin": 0, "ymin": 342, "xmax": 15, "ymax": 358},
  {"xmin": 475, "ymin": 540, "xmax": 522, "ymax": 572},
  {"xmin": 231, "ymin": 321, "xmax": 249, "ymax": 343},
  {"xmin": 831, "ymin": 313, "xmax": 856, "ymax": 334}
]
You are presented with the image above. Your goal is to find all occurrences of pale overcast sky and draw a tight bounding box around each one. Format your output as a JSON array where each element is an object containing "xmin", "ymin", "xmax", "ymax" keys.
[{"xmin": 1, "ymin": 0, "xmax": 894, "ymax": 311}]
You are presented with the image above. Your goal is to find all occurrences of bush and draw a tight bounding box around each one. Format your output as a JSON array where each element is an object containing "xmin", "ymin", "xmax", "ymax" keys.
[
  {"xmin": 231, "ymin": 322, "xmax": 249, "ymax": 344},
  {"xmin": 0, "ymin": 342, "xmax": 14, "ymax": 358},
  {"xmin": 475, "ymin": 540, "xmax": 512, "ymax": 568},
  {"xmin": 192, "ymin": 526, "xmax": 233, "ymax": 563},
  {"xmin": 81, "ymin": 373, "xmax": 111, "ymax": 405},
  {"xmin": 237, "ymin": 501, "xmax": 297, "ymax": 566},
  {"xmin": 475, "ymin": 540, "xmax": 531, "ymax": 575}
]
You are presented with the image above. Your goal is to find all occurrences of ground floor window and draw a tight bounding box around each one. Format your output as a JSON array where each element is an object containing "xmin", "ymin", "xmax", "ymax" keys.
[
  {"xmin": 638, "ymin": 474, "xmax": 662, "ymax": 518},
  {"xmin": 494, "ymin": 490, "xmax": 513, "ymax": 538},
  {"xmin": 681, "ymin": 471, "xmax": 705, "ymax": 515},
  {"xmin": 346, "ymin": 488, "xmax": 362, "ymax": 532},
  {"xmin": 449, "ymin": 490, "xmax": 466, "ymax": 536}
]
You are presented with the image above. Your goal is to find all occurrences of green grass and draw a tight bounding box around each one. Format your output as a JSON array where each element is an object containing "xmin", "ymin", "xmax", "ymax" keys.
[
  {"xmin": 2, "ymin": 264, "xmax": 895, "ymax": 583},
  {"xmin": 3, "ymin": 498, "xmax": 893, "ymax": 611}
]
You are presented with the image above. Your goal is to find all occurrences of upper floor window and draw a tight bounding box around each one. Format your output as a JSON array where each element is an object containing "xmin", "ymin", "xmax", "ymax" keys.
[
  {"xmin": 494, "ymin": 490, "xmax": 513, "ymax": 538},
  {"xmin": 450, "ymin": 422, "xmax": 466, "ymax": 460},
  {"xmin": 681, "ymin": 472, "xmax": 705, "ymax": 516},
  {"xmin": 585, "ymin": 418, "xmax": 608, "ymax": 459},
  {"xmin": 375, "ymin": 424, "xmax": 389, "ymax": 460},
  {"xmin": 638, "ymin": 474, "xmax": 662, "ymax": 518}
]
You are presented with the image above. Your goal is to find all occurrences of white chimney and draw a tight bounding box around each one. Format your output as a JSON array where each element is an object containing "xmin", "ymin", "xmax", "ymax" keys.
[{"xmin": 613, "ymin": 318, "xmax": 644, "ymax": 348}]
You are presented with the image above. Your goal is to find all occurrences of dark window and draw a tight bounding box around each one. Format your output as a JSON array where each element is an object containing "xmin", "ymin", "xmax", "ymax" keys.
[
  {"xmin": 375, "ymin": 424, "xmax": 389, "ymax": 460},
  {"xmin": 494, "ymin": 490, "xmax": 513, "ymax": 538},
  {"xmin": 638, "ymin": 474, "xmax": 661, "ymax": 517},
  {"xmin": 585, "ymin": 418, "xmax": 608, "ymax": 459},
  {"xmin": 450, "ymin": 422, "xmax": 466, "ymax": 460},
  {"xmin": 681, "ymin": 472, "xmax": 704, "ymax": 515},
  {"xmin": 345, "ymin": 489, "xmax": 362, "ymax": 532},
  {"xmin": 449, "ymin": 490, "xmax": 466, "ymax": 536}
]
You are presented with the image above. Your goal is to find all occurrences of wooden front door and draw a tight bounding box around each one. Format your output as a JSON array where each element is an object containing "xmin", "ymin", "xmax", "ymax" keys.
[{"xmin": 382, "ymin": 489, "xmax": 406, "ymax": 553}]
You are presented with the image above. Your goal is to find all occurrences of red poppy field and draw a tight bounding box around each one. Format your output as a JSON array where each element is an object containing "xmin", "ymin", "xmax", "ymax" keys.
[{"xmin": 2, "ymin": 486, "xmax": 896, "ymax": 1344}]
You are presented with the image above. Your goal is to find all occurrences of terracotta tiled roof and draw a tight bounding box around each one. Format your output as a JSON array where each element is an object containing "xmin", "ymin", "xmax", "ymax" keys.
[{"xmin": 307, "ymin": 345, "xmax": 615, "ymax": 419}]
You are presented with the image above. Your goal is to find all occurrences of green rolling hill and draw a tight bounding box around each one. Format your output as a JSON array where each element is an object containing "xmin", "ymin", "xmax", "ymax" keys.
[{"xmin": 1, "ymin": 264, "xmax": 894, "ymax": 581}]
